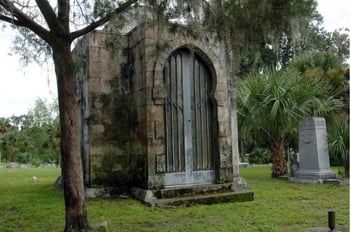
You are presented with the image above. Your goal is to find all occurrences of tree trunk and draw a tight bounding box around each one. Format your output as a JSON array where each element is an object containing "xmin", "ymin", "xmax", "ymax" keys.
[
  {"xmin": 271, "ymin": 141, "xmax": 287, "ymax": 177},
  {"xmin": 52, "ymin": 42, "xmax": 89, "ymax": 232}
]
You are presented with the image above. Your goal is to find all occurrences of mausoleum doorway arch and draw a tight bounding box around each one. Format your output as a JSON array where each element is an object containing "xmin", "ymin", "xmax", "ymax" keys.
[{"xmin": 161, "ymin": 47, "xmax": 218, "ymax": 187}]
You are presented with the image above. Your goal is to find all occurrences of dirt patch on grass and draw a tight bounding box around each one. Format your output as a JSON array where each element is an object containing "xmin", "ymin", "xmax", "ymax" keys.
[{"xmin": 0, "ymin": 207, "xmax": 20, "ymax": 215}]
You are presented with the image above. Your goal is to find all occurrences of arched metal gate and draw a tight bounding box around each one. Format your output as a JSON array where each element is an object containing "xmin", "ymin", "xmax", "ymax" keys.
[{"xmin": 163, "ymin": 49, "xmax": 215, "ymax": 187}]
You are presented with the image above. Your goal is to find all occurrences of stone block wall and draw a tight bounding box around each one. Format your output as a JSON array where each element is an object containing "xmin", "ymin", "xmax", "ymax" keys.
[
  {"xmin": 74, "ymin": 21, "xmax": 242, "ymax": 190},
  {"xmin": 75, "ymin": 31, "xmax": 134, "ymax": 187}
]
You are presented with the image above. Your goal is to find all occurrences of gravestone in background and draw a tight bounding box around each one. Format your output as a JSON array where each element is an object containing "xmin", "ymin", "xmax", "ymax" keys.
[{"xmin": 291, "ymin": 117, "xmax": 336, "ymax": 183}]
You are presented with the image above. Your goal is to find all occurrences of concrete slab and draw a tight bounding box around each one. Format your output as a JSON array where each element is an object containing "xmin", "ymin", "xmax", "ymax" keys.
[{"xmin": 131, "ymin": 183, "xmax": 254, "ymax": 207}]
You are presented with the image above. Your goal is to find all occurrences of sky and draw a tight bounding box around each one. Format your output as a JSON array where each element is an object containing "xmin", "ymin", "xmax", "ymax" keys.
[
  {"xmin": 0, "ymin": 30, "xmax": 57, "ymax": 117},
  {"xmin": 0, "ymin": 0, "xmax": 350, "ymax": 118}
]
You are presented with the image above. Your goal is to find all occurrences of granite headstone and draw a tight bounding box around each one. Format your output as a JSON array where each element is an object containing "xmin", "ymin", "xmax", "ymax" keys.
[{"xmin": 291, "ymin": 117, "xmax": 336, "ymax": 183}]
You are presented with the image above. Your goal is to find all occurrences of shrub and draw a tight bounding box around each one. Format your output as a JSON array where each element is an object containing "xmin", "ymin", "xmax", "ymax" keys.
[
  {"xmin": 16, "ymin": 152, "xmax": 32, "ymax": 164},
  {"xmin": 248, "ymin": 148, "xmax": 272, "ymax": 164},
  {"xmin": 328, "ymin": 118, "xmax": 349, "ymax": 177}
]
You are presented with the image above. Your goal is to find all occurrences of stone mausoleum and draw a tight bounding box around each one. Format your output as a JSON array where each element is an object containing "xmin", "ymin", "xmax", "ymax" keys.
[{"xmin": 74, "ymin": 16, "xmax": 253, "ymax": 206}]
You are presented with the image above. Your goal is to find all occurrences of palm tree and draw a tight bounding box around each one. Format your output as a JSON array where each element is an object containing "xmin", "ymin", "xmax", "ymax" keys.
[
  {"xmin": 237, "ymin": 69, "xmax": 342, "ymax": 177},
  {"xmin": 290, "ymin": 51, "xmax": 349, "ymax": 118},
  {"xmin": 328, "ymin": 117, "xmax": 349, "ymax": 177},
  {"xmin": 0, "ymin": 118, "xmax": 12, "ymax": 136}
]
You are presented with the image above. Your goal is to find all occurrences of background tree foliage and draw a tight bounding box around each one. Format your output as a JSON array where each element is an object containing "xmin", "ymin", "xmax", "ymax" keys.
[
  {"xmin": 0, "ymin": 98, "xmax": 60, "ymax": 166},
  {"xmin": 203, "ymin": 0, "xmax": 321, "ymax": 75},
  {"xmin": 202, "ymin": 0, "xmax": 349, "ymax": 76}
]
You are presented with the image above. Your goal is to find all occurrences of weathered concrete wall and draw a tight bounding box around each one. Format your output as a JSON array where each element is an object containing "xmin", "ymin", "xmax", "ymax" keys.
[
  {"xmin": 74, "ymin": 21, "xmax": 241, "ymax": 190},
  {"xmin": 75, "ymin": 31, "xmax": 134, "ymax": 188}
]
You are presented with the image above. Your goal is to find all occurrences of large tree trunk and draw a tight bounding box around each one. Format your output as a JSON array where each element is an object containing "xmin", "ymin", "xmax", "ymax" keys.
[
  {"xmin": 271, "ymin": 141, "xmax": 287, "ymax": 177},
  {"xmin": 53, "ymin": 42, "xmax": 89, "ymax": 232}
]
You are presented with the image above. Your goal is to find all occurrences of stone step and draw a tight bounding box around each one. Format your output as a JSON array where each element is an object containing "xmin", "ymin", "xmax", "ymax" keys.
[
  {"xmin": 151, "ymin": 190, "xmax": 254, "ymax": 208},
  {"xmin": 130, "ymin": 186, "xmax": 254, "ymax": 208},
  {"xmin": 155, "ymin": 183, "xmax": 234, "ymax": 199}
]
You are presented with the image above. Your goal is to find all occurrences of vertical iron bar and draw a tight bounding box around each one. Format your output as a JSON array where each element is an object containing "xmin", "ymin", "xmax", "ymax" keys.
[
  {"xmin": 164, "ymin": 60, "xmax": 169, "ymax": 172},
  {"xmin": 200, "ymin": 62, "xmax": 207, "ymax": 170},
  {"xmin": 170, "ymin": 56, "xmax": 177, "ymax": 172},
  {"xmin": 176, "ymin": 54, "xmax": 183, "ymax": 171}
]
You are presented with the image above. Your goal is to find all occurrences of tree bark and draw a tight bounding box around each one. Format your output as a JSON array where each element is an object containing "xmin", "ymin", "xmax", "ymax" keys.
[
  {"xmin": 271, "ymin": 141, "xmax": 287, "ymax": 177},
  {"xmin": 52, "ymin": 42, "xmax": 89, "ymax": 232}
]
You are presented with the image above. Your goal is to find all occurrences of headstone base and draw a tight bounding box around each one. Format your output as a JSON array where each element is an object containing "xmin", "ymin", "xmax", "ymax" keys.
[
  {"xmin": 289, "ymin": 168, "xmax": 336, "ymax": 184},
  {"xmin": 294, "ymin": 168, "xmax": 336, "ymax": 179},
  {"xmin": 289, "ymin": 177, "xmax": 324, "ymax": 184}
]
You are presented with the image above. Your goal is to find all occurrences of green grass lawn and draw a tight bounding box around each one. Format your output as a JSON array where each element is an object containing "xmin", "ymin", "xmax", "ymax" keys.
[{"xmin": 0, "ymin": 166, "xmax": 349, "ymax": 232}]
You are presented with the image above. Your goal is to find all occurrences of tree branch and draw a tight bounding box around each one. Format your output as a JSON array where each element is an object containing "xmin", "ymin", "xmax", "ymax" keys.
[
  {"xmin": 57, "ymin": 0, "xmax": 69, "ymax": 30},
  {"xmin": 34, "ymin": 0, "xmax": 66, "ymax": 35},
  {"xmin": 70, "ymin": 0, "xmax": 137, "ymax": 41},
  {"xmin": 0, "ymin": 14, "xmax": 22, "ymax": 26},
  {"xmin": 0, "ymin": 0, "xmax": 50, "ymax": 41}
]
